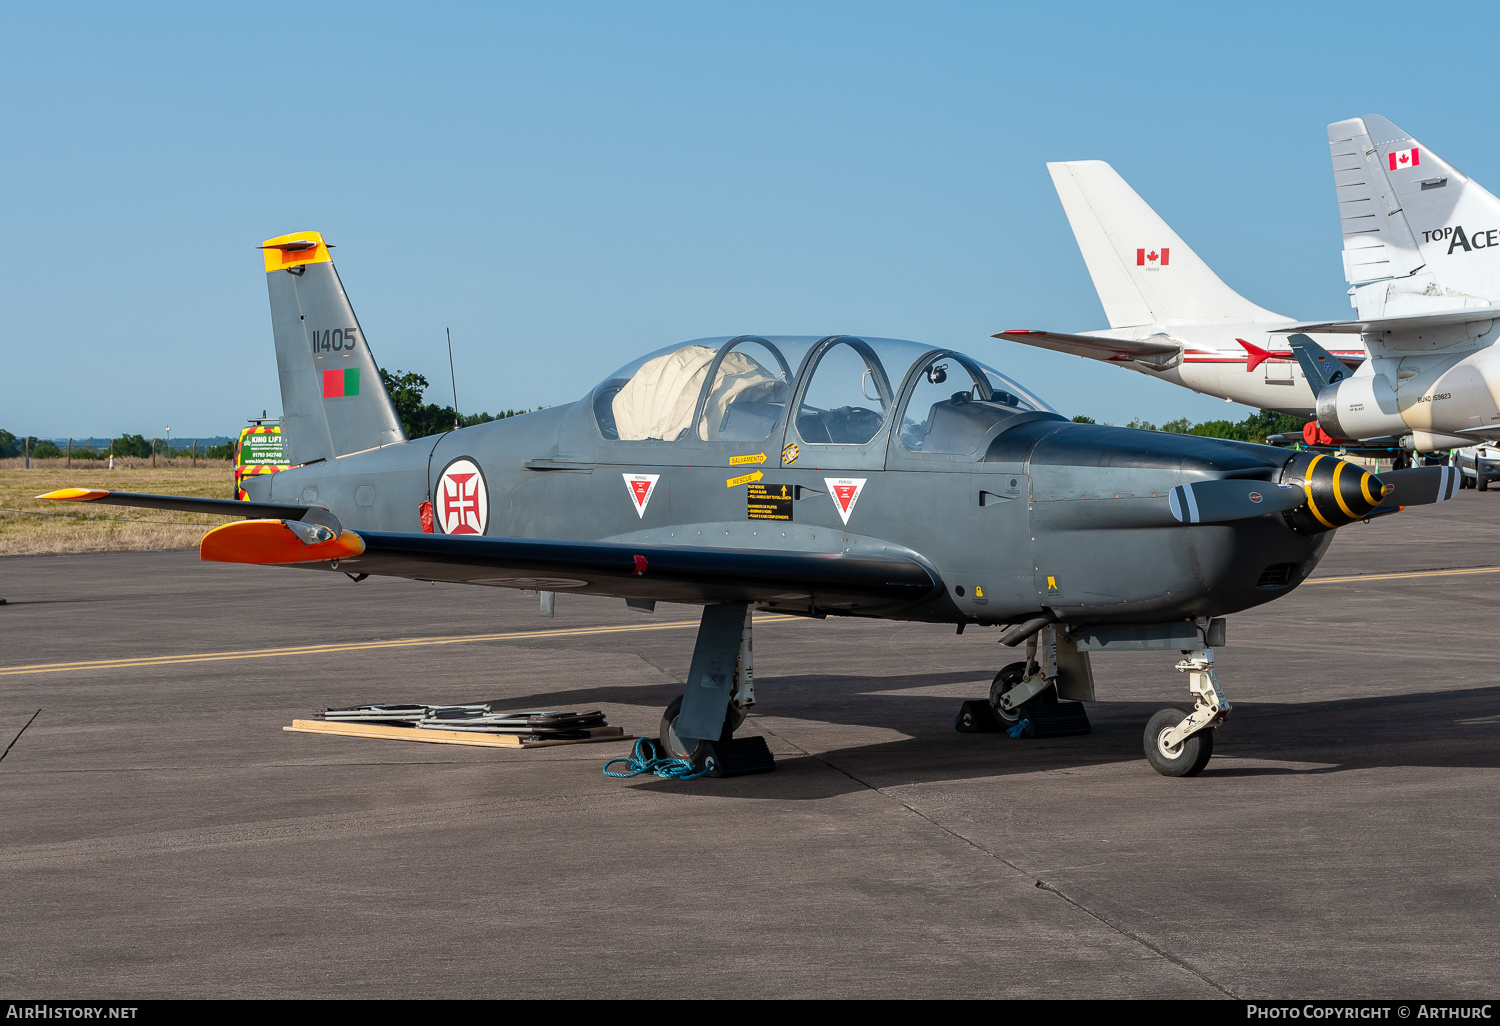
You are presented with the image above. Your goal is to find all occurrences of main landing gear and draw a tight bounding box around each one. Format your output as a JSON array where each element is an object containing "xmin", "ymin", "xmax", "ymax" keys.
[
  {"xmin": 981, "ymin": 626, "xmax": 1091, "ymax": 738},
  {"xmin": 1143, "ymin": 648, "xmax": 1229, "ymax": 777},
  {"xmin": 657, "ymin": 603, "xmax": 774, "ymax": 777}
]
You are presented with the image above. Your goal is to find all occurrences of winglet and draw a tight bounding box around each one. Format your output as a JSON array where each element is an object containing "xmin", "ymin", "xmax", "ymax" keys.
[
  {"xmin": 37, "ymin": 488, "xmax": 110, "ymax": 502},
  {"xmin": 259, "ymin": 231, "xmax": 333, "ymax": 273},
  {"xmin": 200, "ymin": 519, "xmax": 365, "ymax": 565}
]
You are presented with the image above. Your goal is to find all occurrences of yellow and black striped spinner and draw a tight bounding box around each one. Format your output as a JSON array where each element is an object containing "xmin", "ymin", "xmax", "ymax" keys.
[{"xmin": 1282, "ymin": 452, "xmax": 1393, "ymax": 532}]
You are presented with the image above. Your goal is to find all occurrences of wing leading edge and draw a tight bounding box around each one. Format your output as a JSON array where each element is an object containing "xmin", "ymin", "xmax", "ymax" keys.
[
  {"xmin": 995, "ymin": 329, "xmax": 1181, "ymax": 366},
  {"xmin": 200, "ymin": 520, "xmax": 940, "ymax": 613}
]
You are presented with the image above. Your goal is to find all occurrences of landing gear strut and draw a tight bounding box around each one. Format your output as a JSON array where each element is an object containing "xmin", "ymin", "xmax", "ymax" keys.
[
  {"xmin": 658, "ymin": 603, "xmax": 753, "ymax": 762},
  {"xmin": 1143, "ymin": 648, "xmax": 1229, "ymax": 777},
  {"xmin": 985, "ymin": 626, "xmax": 1089, "ymax": 738}
]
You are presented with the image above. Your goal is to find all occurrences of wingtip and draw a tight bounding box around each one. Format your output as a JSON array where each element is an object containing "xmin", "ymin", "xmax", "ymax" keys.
[
  {"xmin": 37, "ymin": 488, "xmax": 109, "ymax": 502},
  {"xmin": 200, "ymin": 519, "xmax": 365, "ymax": 565}
]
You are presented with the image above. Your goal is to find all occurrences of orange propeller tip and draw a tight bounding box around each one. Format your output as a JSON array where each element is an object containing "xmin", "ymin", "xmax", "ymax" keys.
[{"xmin": 37, "ymin": 488, "xmax": 109, "ymax": 501}]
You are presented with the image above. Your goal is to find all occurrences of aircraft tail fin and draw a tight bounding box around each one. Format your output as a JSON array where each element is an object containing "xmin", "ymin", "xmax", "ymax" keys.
[
  {"xmin": 261, "ymin": 232, "xmax": 406, "ymax": 467},
  {"xmin": 1287, "ymin": 333, "xmax": 1348, "ymax": 392},
  {"xmin": 1046, "ymin": 160, "xmax": 1284, "ymax": 329},
  {"xmin": 1329, "ymin": 115, "xmax": 1500, "ymax": 313}
]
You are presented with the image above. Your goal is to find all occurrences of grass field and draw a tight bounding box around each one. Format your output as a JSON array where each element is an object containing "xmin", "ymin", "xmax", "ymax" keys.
[{"xmin": 0, "ymin": 463, "xmax": 241, "ymax": 555}]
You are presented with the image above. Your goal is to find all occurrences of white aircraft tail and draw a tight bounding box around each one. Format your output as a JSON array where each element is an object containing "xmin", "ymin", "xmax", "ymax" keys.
[
  {"xmin": 1047, "ymin": 160, "xmax": 1284, "ymax": 329},
  {"xmin": 1329, "ymin": 114, "xmax": 1500, "ymax": 317}
]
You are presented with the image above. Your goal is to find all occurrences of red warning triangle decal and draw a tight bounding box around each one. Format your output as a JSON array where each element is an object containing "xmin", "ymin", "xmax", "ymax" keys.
[
  {"xmin": 622, "ymin": 473, "xmax": 660, "ymax": 518},
  {"xmin": 824, "ymin": 477, "xmax": 866, "ymax": 525}
]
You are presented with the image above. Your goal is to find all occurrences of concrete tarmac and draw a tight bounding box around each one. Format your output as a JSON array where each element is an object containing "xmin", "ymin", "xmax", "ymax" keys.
[{"xmin": 2, "ymin": 496, "xmax": 1499, "ymax": 998}]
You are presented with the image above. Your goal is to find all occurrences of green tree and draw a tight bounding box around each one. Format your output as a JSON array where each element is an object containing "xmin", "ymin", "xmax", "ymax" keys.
[
  {"xmin": 31, "ymin": 440, "xmax": 64, "ymax": 458},
  {"xmin": 0, "ymin": 429, "xmax": 18, "ymax": 458},
  {"xmin": 111, "ymin": 433, "xmax": 152, "ymax": 458},
  {"xmin": 1070, "ymin": 415, "xmax": 1096, "ymax": 424},
  {"xmin": 379, "ymin": 368, "xmax": 540, "ymax": 439},
  {"xmin": 1159, "ymin": 418, "xmax": 1192, "ymax": 434}
]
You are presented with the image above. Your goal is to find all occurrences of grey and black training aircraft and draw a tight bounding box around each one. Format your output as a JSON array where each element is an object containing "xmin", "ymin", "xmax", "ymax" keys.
[{"xmin": 44, "ymin": 232, "xmax": 1463, "ymax": 776}]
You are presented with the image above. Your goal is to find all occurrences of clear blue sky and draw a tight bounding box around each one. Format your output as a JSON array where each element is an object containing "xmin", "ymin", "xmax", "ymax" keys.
[{"xmin": 4, "ymin": 1, "xmax": 1497, "ymax": 438}]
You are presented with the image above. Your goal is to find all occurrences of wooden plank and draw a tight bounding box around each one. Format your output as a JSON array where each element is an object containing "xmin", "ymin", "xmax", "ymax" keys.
[{"xmin": 283, "ymin": 719, "xmax": 633, "ymax": 749}]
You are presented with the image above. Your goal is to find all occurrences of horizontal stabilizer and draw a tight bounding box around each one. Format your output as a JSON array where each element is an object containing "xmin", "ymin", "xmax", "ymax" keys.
[
  {"xmin": 1275, "ymin": 308, "xmax": 1497, "ymax": 335},
  {"xmin": 198, "ymin": 522, "xmax": 940, "ymax": 608},
  {"xmin": 995, "ymin": 329, "xmax": 1179, "ymax": 365},
  {"xmin": 1168, "ymin": 480, "xmax": 1304, "ymax": 525},
  {"xmin": 38, "ymin": 488, "xmax": 322, "ymax": 522}
]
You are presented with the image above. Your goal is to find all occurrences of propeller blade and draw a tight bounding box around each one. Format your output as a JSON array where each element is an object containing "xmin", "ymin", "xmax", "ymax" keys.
[
  {"xmin": 1168, "ymin": 480, "xmax": 1304, "ymax": 524},
  {"xmin": 1374, "ymin": 465, "xmax": 1460, "ymax": 509}
]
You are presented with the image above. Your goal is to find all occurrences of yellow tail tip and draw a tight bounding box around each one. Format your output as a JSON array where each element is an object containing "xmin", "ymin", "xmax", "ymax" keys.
[
  {"xmin": 37, "ymin": 488, "xmax": 109, "ymax": 502},
  {"xmin": 259, "ymin": 231, "xmax": 332, "ymax": 273}
]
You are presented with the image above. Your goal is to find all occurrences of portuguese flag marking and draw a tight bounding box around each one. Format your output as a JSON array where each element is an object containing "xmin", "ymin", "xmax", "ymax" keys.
[{"xmin": 322, "ymin": 367, "xmax": 360, "ymax": 399}]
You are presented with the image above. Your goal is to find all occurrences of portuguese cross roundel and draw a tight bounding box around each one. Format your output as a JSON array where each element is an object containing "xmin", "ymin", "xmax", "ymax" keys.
[{"xmin": 436, "ymin": 457, "xmax": 489, "ymax": 535}]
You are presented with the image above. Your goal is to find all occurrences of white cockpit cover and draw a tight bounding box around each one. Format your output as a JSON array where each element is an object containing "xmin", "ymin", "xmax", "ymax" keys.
[{"xmin": 612, "ymin": 345, "xmax": 780, "ymax": 441}]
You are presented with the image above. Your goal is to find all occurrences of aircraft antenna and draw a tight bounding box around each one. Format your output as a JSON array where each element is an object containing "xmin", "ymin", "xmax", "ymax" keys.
[{"xmin": 446, "ymin": 327, "xmax": 460, "ymax": 431}]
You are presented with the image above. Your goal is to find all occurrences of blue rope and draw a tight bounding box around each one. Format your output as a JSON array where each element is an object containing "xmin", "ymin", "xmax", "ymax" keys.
[
  {"xmin": 1006, "ymin": 719, "xmax": 1030, "ymax": 739},
  {"xmin": 603, "ymin": 737, "xmax": 710, "ymax": 780}
]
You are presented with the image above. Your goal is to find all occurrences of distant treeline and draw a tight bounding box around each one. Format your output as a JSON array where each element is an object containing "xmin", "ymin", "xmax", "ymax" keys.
[
  {"xmin": 0, "ymin": 371, "xmax": 539, "ymax": 462},
  {"xmin": 1070, "ymin": 409, "xmax": 1308, "ymax": 444},
  {"xmin": 3, "ymin": 405, "xmax": 1305, "ymax": 462},
  {"xmin": 0, "ymin": 430, "xmax": 235, "ymax": 461}
]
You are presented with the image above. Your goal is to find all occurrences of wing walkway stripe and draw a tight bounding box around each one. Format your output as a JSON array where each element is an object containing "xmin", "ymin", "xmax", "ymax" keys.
[{"xmin": 0, "ymin": 614, "xmax": 801, "ymax": 677}]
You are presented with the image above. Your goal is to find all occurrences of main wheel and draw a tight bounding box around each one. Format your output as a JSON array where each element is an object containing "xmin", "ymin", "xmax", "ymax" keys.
[
  {"xmin": 658, "ymin": 695, "xmax": 745, "ymax": 761},
  {"xmin": 989, "ymin": 661, "xmax": 1056, "ymax": 735},
  {"xmin": 1143, "ymin": 707, "xmax": 1214, "ymax": 777}
]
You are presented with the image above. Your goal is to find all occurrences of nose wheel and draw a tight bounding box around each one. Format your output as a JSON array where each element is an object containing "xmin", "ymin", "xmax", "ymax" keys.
[
  {"xmin": 1144, "ymin": 707, "xmax": 1214, "ymax": 776},
  {"xmin": 1144, "ymin": 648, "xmax": 1229, "ymax": 777}
]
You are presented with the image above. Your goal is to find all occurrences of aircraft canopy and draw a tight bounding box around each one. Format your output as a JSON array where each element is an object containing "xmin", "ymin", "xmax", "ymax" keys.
[{"xmin": 591, "ymin": 335, "xmax": 1053, "ymax": 450}]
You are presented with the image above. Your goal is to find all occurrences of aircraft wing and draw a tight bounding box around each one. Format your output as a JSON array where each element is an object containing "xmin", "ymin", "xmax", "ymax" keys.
[
  {"xmin": 1274, "ymin": 308, "xmax": 1498, "ymax": 334},
  {"xmin": 993, "ymin": 329, "xmax": 1180, "ymax": 364},
  {"xmin": 38, "ymin": 489, "xmax": 936, "ymax": 608},
  {"xmin": 197, "ymin": 520, "xmax": 939, "ymax": 610},
  {"xmin": 38, "ymin": 488, "xmax": 322, "ymax": 521}
]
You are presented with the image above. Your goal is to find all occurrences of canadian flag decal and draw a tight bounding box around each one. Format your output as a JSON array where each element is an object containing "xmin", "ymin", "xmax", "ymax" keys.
[
  {"xmin": 1389, "ymin": 147, "xmax": 1420, "ymax": 170},
  {"xmin": 622, "ymin": 473, "xmax": 660, "ymax": 518},
  {"xmin": 824, "ymin": 477, "xmax": 867, "ymax": 525},
  {"xmin": 1136, "ymin": 248, "xmax": 1170, "ymax": 269}
]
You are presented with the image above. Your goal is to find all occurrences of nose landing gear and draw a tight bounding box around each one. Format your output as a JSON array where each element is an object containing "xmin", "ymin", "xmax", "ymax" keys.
[{"xmin": 1144, "ymin": 648, "xmax": 1229, "ymax": 777}]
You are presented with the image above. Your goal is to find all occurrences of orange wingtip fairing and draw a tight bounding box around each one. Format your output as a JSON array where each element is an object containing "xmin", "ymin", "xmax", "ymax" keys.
[
  {"xmin": 37, "ymin": 488, "xmax": 110, "ymax": 501},
  {"xmin": 259, "ymin": 231, "xmax": 332, "ymax": 273},
  {"xmin": 200, "ymin": 519, "xmax": 365, "ymax": 565}
]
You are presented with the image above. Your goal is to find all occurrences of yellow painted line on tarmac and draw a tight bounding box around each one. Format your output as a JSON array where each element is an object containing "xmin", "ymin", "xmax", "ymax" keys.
[
  {"xmin": 0, "ymin": 614, "xmax": 801, "ymax": 677},
  {"xmin": 1305, "ymin": 565, "xmax": 1500, "ymax": 586}
]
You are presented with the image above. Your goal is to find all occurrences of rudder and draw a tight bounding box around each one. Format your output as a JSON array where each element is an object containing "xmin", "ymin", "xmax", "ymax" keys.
[{"xmin": 261, "ymin": 232, "xmax": 406, "ymax": 467}]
